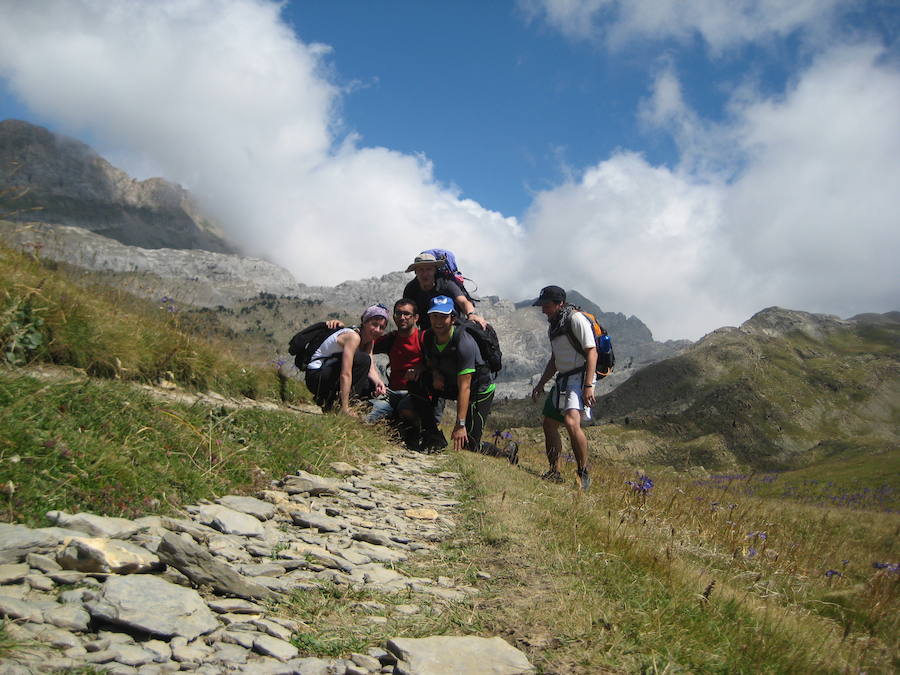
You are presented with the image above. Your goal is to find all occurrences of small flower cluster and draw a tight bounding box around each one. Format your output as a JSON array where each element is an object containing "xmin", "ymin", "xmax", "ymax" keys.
[
  {"xmin": 492, "ymin": 430, "xmax": 513, "ymax": 441},
  {"xmin": 747, "ymin": 531, "xmax": 768, "ymax": 541},
  {"xmin": 824, "ymin": 569, "xmax": 842, "ymax": 578},
  {"xmin": 872, "ymin": 562, "xmax": 900, "ymax": 573},
  {"xmin": 160, "ymin": 296, "xmax": 177, "ymax": 313},
  {"xmin": 626, "ymin": 474, "xmax": 654, "ymax": 494}
]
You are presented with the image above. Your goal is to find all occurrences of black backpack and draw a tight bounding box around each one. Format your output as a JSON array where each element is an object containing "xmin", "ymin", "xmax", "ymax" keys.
[
  {"xmin": 288, "ymin": 322, "xmax": 340, "ymax": 370},
  {"xmin": 425, "ymin": 320, "xmax": 502, "ymax": 378},
  {"xmin": 462, "ymin": 320, "xmax": 502, "ymax": 377}
]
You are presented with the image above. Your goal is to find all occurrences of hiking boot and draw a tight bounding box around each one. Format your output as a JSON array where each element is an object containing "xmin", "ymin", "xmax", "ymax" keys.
[
  {"xmin": 541, "ymin": 469, "xmax": 564, "ymax": 484},
  {"xmin": 420, "ymin": 430, "xmax": 448, "ymax": 454},
  {"xmin": 577, "ymin": 468, "xmax": 591, "ymax": 492},
  {"xmin": 506, "ymin": 441, "xmax": 519, "ymax": 466}
]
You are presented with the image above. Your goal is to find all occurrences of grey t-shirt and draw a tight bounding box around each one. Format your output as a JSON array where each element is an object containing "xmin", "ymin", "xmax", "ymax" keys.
[{"xmin": 425, "ymin": 326, "xmax": 488, "ymax": 397}]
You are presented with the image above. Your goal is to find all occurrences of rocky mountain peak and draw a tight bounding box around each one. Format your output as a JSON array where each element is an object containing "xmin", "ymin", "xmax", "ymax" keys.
[
  {"xmin": 740, "ymin": 306, "xmax": 852, "ymax": 341},
  {"xmin": 0, "ymin": 119, "xmax": 234, "ymax": 253}
]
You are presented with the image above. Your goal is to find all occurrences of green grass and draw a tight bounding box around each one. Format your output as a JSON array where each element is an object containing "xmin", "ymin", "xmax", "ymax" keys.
[
  {"xmin": 0, "ymin": 241, "xmax": 305, "ymax": 400},
  {"xmin": 430, "ymin": 444, "xmax": 900, "ymax": 674},
  {"xmin": 0, "ymin": 370, "xmax": 393, "ymax": 525}
]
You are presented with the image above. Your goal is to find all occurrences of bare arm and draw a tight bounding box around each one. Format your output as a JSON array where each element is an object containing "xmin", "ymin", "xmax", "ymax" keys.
[
  {"xmin": 582, "ymin": 346, "xmax": 597, "ymax": 407},
  {"xmin": 452, "ymin": 372, "xmax": 472, "ymax": 451},
  {"xmin": 337, "ymin": 331, "xmax": 360, "ymax": 415},
  {"xmin": 455, "ymin": 295, "xmax": 488, "ymax": 329}
]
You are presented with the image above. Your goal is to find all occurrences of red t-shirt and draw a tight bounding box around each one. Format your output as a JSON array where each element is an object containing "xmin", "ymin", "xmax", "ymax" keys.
[{"xmin": 375, "ymin": 329, "xmax": 424, "ymax": 389}]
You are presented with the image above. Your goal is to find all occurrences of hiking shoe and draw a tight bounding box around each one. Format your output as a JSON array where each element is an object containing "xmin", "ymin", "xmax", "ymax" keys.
[
  {"xmin": 577, "ymin": 468, "xmax": 591, "ymax": 492},
  {"xmin": 541, "ymin": 469, "xmax": 564, "ymax": 483},
  {"xmin": 420, "ymin": 430, "xmax": 448, "ymax": 454}
]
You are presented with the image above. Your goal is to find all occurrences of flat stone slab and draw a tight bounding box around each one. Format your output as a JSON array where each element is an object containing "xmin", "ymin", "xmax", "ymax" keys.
[
  {"xmin": 387, "ymin": 636, "xmax": 534, "ymax": 675},
  {"xmin": 216, "ymin": 495, "xmax": 277, "ymax": 521},
  {"xmin": 281, "ymin": 471, "xmax": 341, "ymax": 496},
  {"xmin": 404, "ymin": 508, "xmax": 439, "ymax": 521},
  {"xmin": 290, "ymin": 511, "xmax": 344, "ymax": 533},
  {"xmin": 329, "ymin": 462, "xmax": 363, "ymax": 476},
  {"xmin": 0, "ymin": 562, "xmax": 30, "ymax": 584},
  {"xmin": 56, "ymin": 537, "xmax": 161, "ymax": 574},
  {"xmin": 196, "ymin": 505, "xmax": 266, "ymax": 538},
  {"xmin": 0, "ymin": 524, "xmax": 61, "ymax": 563},
  {"xmin": 86, "ymin": 575, "xmax": 219, "ymax": 640},
  {"xmin": 156, "ymin": 532, "xmax": 276, "ymax": 601},
  {"xmin": 46, "ymin": 511, "xmax": 142, "ymax": 539}
]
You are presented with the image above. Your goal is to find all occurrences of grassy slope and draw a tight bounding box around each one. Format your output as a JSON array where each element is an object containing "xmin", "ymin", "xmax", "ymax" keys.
[
  {"xmin": 0, "ymin": 241, "xmax": 394, "ymax": 524},
  {"xmin": 2, "ymin": 241, "xmax": 897, "ymax": 671},
  {"xmin": 439, "ymin": 447, "xmax": 899, "ymax": 673},
  {"xmin": 594, "ymin": 319, "xmax": 899, "ymax": 471}
]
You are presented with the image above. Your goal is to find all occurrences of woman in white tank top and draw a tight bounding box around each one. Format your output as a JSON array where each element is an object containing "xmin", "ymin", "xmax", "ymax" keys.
[{"xmin": 305, "ymin": 305, "xmax": 389, "ymax": 415}]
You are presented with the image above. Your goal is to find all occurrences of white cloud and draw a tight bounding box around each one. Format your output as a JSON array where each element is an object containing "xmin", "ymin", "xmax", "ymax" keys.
[
  {"xmin": 1, "ymin": 0, "xmax": 897, "ymax": 343},
  {"xmin": 522, "ymin": 152, "xmax": 734, "ymax": 340},
  {"xmin": 721, "ymin": 44, "xmax": 900, "ymax": 319},
  {"xmin": 520, "ymin": 0, "xmax": 845, "ymax": 51},
  {"xmin": 0, "ymin": 0, "xmax": 524, "ymax": 292},
  {"xmin": 523, "ymin": 43, "xmax": 900, "ymax": 339}
]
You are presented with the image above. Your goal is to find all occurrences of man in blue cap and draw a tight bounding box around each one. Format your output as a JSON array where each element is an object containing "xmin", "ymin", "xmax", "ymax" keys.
[
  {"xmin": 530, "ymin": 285, "xmax": 596, "ymax": 491},
  {"xmin": 409, "ymin": 295, "xmax": 496, "ymax": 453}
]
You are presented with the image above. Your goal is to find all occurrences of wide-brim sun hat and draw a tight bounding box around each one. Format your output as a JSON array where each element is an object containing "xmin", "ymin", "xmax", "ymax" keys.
[
  {"xmin": 427, "ymin": 295, "xmax": 455, "ymax": 315},
  {"xmin": 405, "ymin": 252, "xmax": 443, "ymax": 273}
]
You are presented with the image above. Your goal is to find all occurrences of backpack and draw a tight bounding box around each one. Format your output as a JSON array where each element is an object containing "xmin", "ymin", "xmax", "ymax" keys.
[
  {"xmin": 421, "ymin": 248, "xmax": 478, "ymax": 302},
  {"xmin": 424, "ymin": 320, "xmax": 503, "ymax": 379},
  {"xmin": 461, "ymin": 319, "xmax": 502, "ymax": 377},
  {"xmin": 565, "ymin": 308, "xmax": 615, "ymax": 379},
  {"xmin": 287, "ymin": 322, "xmax": 340, "ymax": 370}
]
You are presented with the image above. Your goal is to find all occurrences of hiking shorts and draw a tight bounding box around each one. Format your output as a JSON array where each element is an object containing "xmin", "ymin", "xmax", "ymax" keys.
[{"xmin": 542, "ymin": 371, "xmax": 592, "ymax": 424}]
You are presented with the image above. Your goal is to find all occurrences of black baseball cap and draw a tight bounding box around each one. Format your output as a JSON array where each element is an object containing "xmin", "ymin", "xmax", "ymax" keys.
[{"xmin": 533, "ymin": 285, "xmax": 566, "ymax": 305}]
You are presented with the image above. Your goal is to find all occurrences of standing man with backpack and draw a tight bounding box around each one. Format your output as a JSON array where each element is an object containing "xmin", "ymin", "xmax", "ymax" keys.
[
  {"xmin": 403, "ymin": 252, "xmax": 488, "ymax": 331},
  {"xmin": 530, "ymin": 286, "xmax": 596, "ymax": 491},
  {"xmin": 409, "ymin": 295, "xmax": 497, "ymax": 454}
]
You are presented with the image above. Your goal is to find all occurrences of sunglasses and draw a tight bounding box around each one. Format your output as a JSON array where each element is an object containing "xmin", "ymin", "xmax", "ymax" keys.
[{"xmin": 394, "ymin": 310, "xmax": 414, "ymax": 317}]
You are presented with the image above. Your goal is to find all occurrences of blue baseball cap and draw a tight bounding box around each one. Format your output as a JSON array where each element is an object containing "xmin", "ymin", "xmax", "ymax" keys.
[{"xmin": 427, "ymin": 295, "xmax": 455, "ymax": 314}]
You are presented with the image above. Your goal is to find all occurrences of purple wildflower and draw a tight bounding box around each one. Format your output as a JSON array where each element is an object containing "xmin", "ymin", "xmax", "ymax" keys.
[
  {"xmin": 825, "ymin": 569, "xmax": 842, "ymax": 578},
  {"xmin": 626, "ymin": 474, "xmax": 653, "ymax": 495},
  {"xmin": 747, "ymin": 547, "xmax": 757, "ymax": 558}
]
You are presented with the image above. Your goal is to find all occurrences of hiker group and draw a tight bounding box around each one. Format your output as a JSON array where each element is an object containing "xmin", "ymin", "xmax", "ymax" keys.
[{"xmin": 288, "ymin": 250, "xmax": 613, "ymax": 490}]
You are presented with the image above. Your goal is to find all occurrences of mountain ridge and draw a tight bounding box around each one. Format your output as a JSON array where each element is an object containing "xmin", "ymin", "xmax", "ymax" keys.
[{"xmin": 0, "ymin": 119, "xmax": 235, "ymax": 253}]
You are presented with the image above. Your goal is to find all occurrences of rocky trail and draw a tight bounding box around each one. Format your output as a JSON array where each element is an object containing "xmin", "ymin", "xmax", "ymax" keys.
[{"xmin": 0, "ymin": 440, "xmax": 535, "ymax": 674}]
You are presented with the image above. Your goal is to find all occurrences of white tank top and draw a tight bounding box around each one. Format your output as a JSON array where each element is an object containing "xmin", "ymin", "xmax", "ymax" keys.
[{"xmin": 307, "ymin": 328, "xmax": 355, "ymax": 370}]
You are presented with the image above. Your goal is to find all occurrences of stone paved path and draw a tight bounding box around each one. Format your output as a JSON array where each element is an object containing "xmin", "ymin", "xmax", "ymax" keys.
[{"xmin": 0, "ymin": 449, "xmax": 534, "ymax": 674}]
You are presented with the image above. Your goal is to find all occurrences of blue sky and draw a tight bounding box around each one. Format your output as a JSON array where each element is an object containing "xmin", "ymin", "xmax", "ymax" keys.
[{"xmin": 1, "ymin": 1, "xmax": 898, "ymax": 340}]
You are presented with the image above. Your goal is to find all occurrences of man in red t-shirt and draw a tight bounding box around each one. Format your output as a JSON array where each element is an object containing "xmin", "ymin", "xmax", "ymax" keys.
[{"xmin": 366, "ymin": 298, "xmax": 425, "ymax": 426}]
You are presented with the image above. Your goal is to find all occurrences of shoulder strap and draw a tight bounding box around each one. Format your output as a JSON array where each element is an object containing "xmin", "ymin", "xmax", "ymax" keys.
[{"xmin": 564, "ymin": 310, "xmax": 587, "ymax": 358}]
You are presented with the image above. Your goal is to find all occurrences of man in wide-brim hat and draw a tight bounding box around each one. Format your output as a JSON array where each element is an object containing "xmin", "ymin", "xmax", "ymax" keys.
[{"xmin": 402, "ymin": 252, "xmax": 487, "ymax": 331}]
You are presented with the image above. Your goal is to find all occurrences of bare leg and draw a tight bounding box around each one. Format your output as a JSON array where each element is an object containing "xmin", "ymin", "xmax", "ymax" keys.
[
  {"xmin": 542, "ymin": 416, "xmax": 562, "ymax": 472},
  {"xmin": 563, "ymin": 409, "xmax": 588, "ymax": 473}
]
